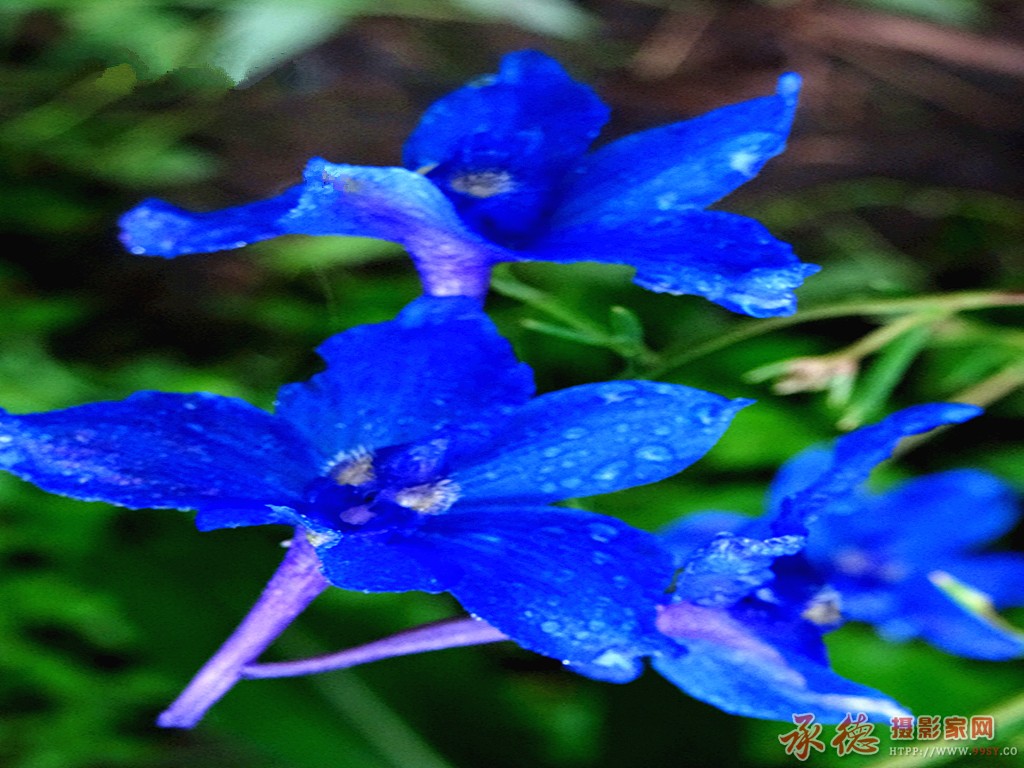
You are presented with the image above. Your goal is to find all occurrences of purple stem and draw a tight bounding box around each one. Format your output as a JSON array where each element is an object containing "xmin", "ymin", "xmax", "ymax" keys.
[
  {"xmin": 241, "ymin": 617, "xmax": 509, "ymax": 679},
  {"xmin": 158, "ymin": 530, "xmax": 329, "ymax": 729},
  {"xmin": 416, "ymin": 258, "xmax": 494, "ymax": 301}
]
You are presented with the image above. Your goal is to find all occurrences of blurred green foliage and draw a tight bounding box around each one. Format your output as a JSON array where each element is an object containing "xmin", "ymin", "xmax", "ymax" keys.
[{"xmin": 1, "ymin": 1, "xmax": 1022, "ymax": 767}]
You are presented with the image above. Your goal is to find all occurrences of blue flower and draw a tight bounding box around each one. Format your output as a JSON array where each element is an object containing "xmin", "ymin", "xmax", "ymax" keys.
[
  {"xmin": 120, "ymin": 51, "xmax": 817, "ymax": 317},
  {"xmin": 800, "ymin": 468, "xmax": 1024, "ymax": 660},
  {"xmin": 0, "ymin": 295, "xmax": 748, "ymax": 681},
  {"xmin": 650, "ymin": 404, "xmax": 985, "ymax": 721}
]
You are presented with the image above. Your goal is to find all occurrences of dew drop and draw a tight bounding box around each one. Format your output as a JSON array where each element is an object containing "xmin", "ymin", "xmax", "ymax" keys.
[
  {"xmin": 612, "ymin": 575, "xmax": 630, "ymax": 589},
  {"xmin": 635, "ymin": 444, "xmax": 672, "ymax": 462},
  {"xmin": 588, "ymin": 523, "xmax": 618, "ymax": 543},
  {"xmin": 553, "ymin": 568, "xmax": 575, "ymax": 582},
  {"xmin": 540, "ymin": 481, "xmax": 558, "ymax": 494},
  {"xmin": 592, "ymin": 461, "xmax": 626, "ymax": 483},
  {"xmin": 592, "ymin": 551, "xmax": 611, "ymax": 565},
  {"xmin": 541, "ymin": 620, "xmax": 561, "ymax": 634},
  {"xmin": 560, "ymin": 477, "xmax": 583, "ymax": 490},
  {"xmin": 694, "ymin": 405, "xmax": 715, "ymax": 425},
  {"xmin": 592, "ymin": 649, "xmax": 632, "ymax": 670},
  {"xmin": 562, "ymin": 427, "xmax": 588, "ymax": 440},
  {"xmin": 587, "ymin": 619, "xmax": 606, "ymax": 632}
]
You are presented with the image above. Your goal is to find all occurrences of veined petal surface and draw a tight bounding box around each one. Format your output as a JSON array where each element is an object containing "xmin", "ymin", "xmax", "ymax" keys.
[
  {"xmin": 0, "ymin": 392, "xmax": 316, "ymax": 513},
  {"xmin": 453, "ymin": 381, "xmax": 749, "ymax": 504},
  {"xmin": 276, "ymin": 296, "xmax": 534, "ymax": 462},
  {"xmin": 552, "ymin": 73, "xmax": 801, "ymax": 227}
]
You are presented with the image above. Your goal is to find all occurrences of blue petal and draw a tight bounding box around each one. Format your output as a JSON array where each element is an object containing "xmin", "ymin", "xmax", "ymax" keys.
[
  {"xmin": 275, "ymin": 296, "xmax": 534, "ymax": 461},
  {"xmin": 653, "ymin": 601, "xmax": 909, "ymax": 722},
  {"xmin": 771, "ymin": 403, "xmax": 982, "ymax": 534},
  {"xmin": 453, "ymin": 381, "xmax": 750, "ymax": 505},
  {"xmin": 0, "ymin": 393, "xmax": 317, "ymax": 523},
  {"xmin": 765, "ymin": 446, "xmax": 833, "ymax": 517},
  {"xmin": 294, "ymin": 160, "xmax": 510, "ymax": 294},
  {"xmin": 848, "ymin": 575, "xmax": 1024, "ymax": 660},
  {"xmin": 553, "ymin": 73, "xmax": 801, "ymax": 227},
  {"xmin": 121, "ymin": 160, "xmax": 509, "ymax": 296},
  {"xmin": 404, "ymin": 51, "xmax": 609, "ymax": 243},
  {"xmin": 803, "ymin": 470, "xmax": 1020, "ymax": 575},
  {"xmin": 942, "ymin": 554, "xmax": 1024, "ymax": 608},
  {"xmin": 119, "ymin": 187, "xmax": 305, "ymax": 257},
  {"xmin": 527, "ymin": 210, "xmax": 818, "ymax": 317},
  {"xmin": 317, "ymin": 505, "xmax": 675, "ymax": 682},
  {"xmin": 660, "ymin": 511, "xmax": 752, "ymax": 566},
  {"xmin": 674, "ymin": 533, "xmax": 805, "ymax": 606},
  {"xmin": 313, "ymin": 527, "xmax": 454, "ymax": 595},
  {"xmin": 871, "ymin": 470, "xmax": 1019, "ymax": 559}
]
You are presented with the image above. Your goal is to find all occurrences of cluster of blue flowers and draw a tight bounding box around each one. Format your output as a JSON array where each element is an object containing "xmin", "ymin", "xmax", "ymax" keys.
[{"xmin": 2, "ymin": 51, "xmax": 1020, "ymax": 729}]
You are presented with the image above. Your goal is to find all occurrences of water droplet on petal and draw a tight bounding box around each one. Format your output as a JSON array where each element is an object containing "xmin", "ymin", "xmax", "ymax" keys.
[
  {"xmin": 635, "ymin": 444, "xmax": 672, "ymax": 462},
  {"xmin": 553, "ymin": 568, "xmax": 575, "ymax": 582},
  {"xmin": 592, "ymin": 461, "xmax": 627, "ymax": 483},
  {"xmin": 562, "ymin": 427, "xmax": 588, "ymax": 440},
  {"xmin": 472, "ymin": 533, "xmax": 503, "ymax": 544},
  {"xmin": 588, "ymin": 522, "xmax": 619, "ymax": 543},
  {"xmin": 694, "ymin": 405, "xmax": 716, "ymax": 425},
  {"xmin": 592, "ymin": 649, "xmax": 632, "ymax": 670},
  {"xmin": 592, "ymin": 551, "xmax": 611, "ymax": 565},
  {"xmin": 541, "ymin": 620, "xmax": 561, "ymax": 634}
]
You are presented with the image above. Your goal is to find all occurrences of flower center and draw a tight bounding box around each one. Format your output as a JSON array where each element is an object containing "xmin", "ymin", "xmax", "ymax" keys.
[
  {"xmin": 303, "ymin": 440, "xmax": 460, "ymax": 535},
  {"xmin": 448, "ymin": 170, "xmax": 515, "ymax": 199}
]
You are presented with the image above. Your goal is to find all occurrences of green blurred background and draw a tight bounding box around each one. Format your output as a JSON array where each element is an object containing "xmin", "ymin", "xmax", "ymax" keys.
[{"xmin": 1, "ymin": 1, "xmax": 1022, "ymax": 766}]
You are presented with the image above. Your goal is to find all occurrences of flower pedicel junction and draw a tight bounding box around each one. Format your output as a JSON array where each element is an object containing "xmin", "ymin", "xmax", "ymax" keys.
[{"xmin": 1, "ymin": 51, "xmax": 1021, "ymax": 730}]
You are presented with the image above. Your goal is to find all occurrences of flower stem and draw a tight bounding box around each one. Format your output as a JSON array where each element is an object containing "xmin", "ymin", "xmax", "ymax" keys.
[
  {"xmin": 242, "ymin": 617, "xmax": 509, "ymax": 679},
  {"xmin": 648, "ymin": 290, "xmax": 1024, "ymax": 378},
  {"xmin": 157, "ymin": 530, "xmax": 329, "ymax": 729}
]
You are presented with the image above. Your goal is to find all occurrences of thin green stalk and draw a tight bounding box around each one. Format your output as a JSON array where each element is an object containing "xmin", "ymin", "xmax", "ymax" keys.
[
  {"xmin": 649, "ymin": 291, "xmax": 1024, "ymax": 378},
  {"xmin": 871, "ymin": 690, "xmax": 1024, "ymax": 768},
  {"xmin": 894, "ymin": 361, "xmax": 1024, "ymax": 457}
]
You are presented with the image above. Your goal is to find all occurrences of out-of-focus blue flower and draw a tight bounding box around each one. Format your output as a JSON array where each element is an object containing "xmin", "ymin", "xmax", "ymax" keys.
[
  {"xmin": 0, "ymin": 295, "xmax": 748, "ymax": 681},
  {"xmin": 650, "ymin": 404, "xmax": 985, "ymax": 721},
  {"xmin": 800, "ymin": 468, "xmax": 1024, "ymax": 659},
  {"xmin": 120, "ymin": 51, "xmax": 817, "ymax": 317}
]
